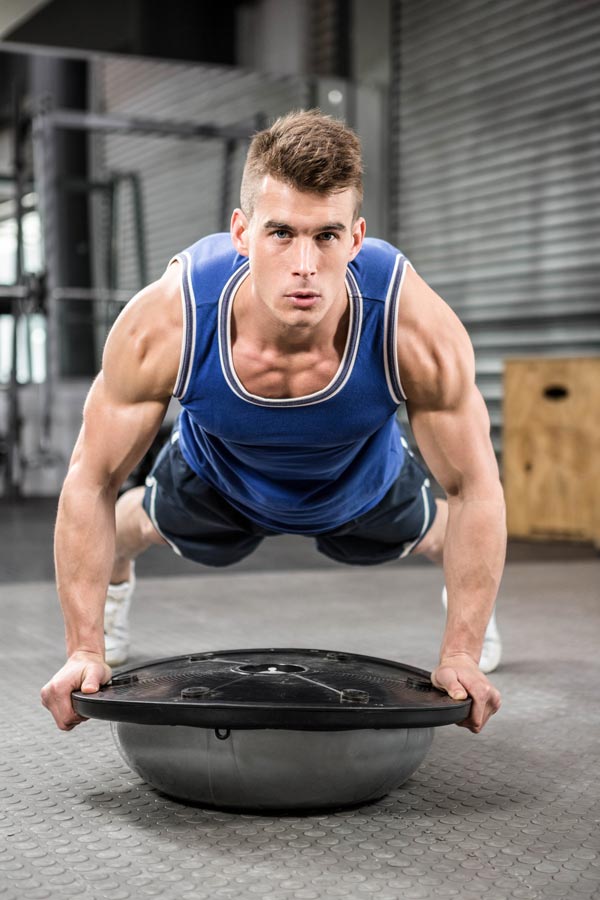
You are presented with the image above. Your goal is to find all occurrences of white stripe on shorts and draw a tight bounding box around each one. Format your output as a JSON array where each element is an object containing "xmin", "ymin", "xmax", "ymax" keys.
[
  {"xmin": 145, "ymin": 474, "xmax": 182, "ymax": 557},
  {"xmin": 399, "ymin": 479, "xmax": 431, "ymax": 558}
]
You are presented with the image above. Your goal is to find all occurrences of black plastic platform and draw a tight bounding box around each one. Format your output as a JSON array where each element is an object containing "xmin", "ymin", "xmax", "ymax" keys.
[{"xmin": 72, "ymin": 648, "xmax": 471, "ymax": 730}]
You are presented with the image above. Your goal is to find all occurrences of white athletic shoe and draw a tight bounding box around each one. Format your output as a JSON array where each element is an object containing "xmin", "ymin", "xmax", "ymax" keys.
[
  {"xmin": 104, "ymin": 566, "xmax": 135, "ymax": 666},
  {"xmin": 441, "ymin": 586, "xmax": 502, "ymax": 674}
]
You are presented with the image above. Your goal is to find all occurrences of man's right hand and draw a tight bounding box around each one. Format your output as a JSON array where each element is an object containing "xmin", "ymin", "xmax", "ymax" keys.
[{"xmin": 41, "ymin": 651, "xmax": 112, "ymax": 731}]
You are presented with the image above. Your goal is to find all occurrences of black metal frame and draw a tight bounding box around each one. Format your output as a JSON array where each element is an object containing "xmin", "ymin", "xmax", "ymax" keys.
[{"xmin": 1, "ymin": 102, "xmax": 256, "ymax": 497}]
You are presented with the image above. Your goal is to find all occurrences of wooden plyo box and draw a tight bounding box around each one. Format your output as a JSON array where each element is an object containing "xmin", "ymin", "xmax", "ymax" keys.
[{"xmin": 503, "ymin": 357, "xmax": 600, "ymax": 548}]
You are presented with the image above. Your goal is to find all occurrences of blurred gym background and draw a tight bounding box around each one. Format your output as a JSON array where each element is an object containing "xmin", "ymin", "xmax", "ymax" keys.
[{"xmin": 0, "ymin": 0, "xmax": 599, "ymax": 563}]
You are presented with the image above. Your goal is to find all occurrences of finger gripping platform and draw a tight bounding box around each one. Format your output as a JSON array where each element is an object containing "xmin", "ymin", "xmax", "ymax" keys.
[{"xmin": 72, "ymin": 648, "xmax": 470, "ymax": 810}]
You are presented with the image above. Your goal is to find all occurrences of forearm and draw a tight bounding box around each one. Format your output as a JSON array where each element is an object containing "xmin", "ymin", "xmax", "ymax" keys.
[
  {"xmin": 54, "ymin": 467, "xmax": 119, "ymax": 657},
  {"xmin": 440, "ymin": 491, "xmax": 506, "ymax": 662}
]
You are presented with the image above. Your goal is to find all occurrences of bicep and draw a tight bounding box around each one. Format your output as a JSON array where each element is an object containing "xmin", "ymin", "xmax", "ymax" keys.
[
  {"xmin": 67, "ymin": 269, "xmax": 180, "ymax": 490},
  {"xmin": 397, "ymin": 266, "xmax": 500, "ymax": 498},
  {"xmin": 69, "ymin": 373, "xmax": 169, "ymax": 494},
  {"xmin": 408, "ymin": 385, "xmax": 500, "ymax": 500}
]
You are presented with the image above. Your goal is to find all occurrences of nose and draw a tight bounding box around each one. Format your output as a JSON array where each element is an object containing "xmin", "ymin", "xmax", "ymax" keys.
[{"xmin": 291, "ymin": 238, "xmax": 317, "ymax": 278}]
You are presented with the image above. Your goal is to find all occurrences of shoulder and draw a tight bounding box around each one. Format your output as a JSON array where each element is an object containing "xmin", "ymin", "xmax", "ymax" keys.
[
  {"xmin": 349, "ymin": 237, "xmax": 409, "ymax": 300},
  {"xmin": 397, "ymin": 265, "xmax": 475, "ymax": 410},
  {"xmin": 102, "ymin": 262, "xmax": 183, "ymax": 403},
  {"xmin": 178, "ymin": 233, "xmax": 248, "ymax": 293}
]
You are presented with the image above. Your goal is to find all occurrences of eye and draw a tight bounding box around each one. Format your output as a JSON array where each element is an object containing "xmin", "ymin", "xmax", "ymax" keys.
[
  {"xmin": 318, "ymin": 232, "xmax": 337, "ymax": 242},
  {"xmin": 272, "ymin": 229, "xmax": 290, "ymax": 239}
]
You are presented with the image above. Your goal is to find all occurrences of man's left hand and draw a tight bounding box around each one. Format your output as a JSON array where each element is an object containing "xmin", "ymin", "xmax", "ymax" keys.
[{"xmin": 431, "ymin": 652, "xmax": 501, "ymax": 733}]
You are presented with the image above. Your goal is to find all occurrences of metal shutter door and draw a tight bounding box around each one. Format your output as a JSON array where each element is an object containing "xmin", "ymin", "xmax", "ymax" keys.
[{"xmin": 392, "ymin": 0, "xmax": 600, "ymax": 453}]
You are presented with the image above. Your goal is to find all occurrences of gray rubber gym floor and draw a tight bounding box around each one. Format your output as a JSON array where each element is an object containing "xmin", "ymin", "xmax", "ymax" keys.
[{"xmin": 1, "ymin": 524, "xmax": 599, "ymax": 899}]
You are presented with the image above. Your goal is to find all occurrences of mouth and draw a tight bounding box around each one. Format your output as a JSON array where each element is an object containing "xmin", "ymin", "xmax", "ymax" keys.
[{"xmin": 286, "ymin": 291, "xmax": 320, "ymax": 309}]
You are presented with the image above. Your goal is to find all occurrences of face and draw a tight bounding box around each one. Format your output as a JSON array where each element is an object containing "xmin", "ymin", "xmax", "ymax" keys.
[{"xmin": 230, "ymin": 176, "xmax": 365, "ymax": 332}]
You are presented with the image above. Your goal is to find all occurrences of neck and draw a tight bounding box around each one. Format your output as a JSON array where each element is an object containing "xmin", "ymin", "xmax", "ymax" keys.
[{"xmin": 233, "ymin": 275, "xmax": 350, "ymax": 354}]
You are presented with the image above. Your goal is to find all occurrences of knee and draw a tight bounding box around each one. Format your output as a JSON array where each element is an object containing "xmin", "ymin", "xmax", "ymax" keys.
[
  {"xmin": 137, "ymin": 513, "xmax": 154, "ymax": 543},
  {"xmin": 412, "ymin": 499, "xmax": 447, "ymax": 564},
  {"xmin": 116, "ymin": 485, "xmax": 146, "ymax": 514},
  {"xmin": 116, "ymin": 486, "xmax": 165, "ymax": 547},
  {"xmin": 138, "ymin": 503, "xmax": 166, "ymax": 546}
]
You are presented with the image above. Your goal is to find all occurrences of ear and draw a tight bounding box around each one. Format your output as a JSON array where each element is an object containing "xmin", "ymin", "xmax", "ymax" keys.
[
  {"xmin": 348, "ymin": 217, "xmax": 366, "ymax": 262},
  {"xmin": 230, "ymin": 208, "xmax": 250, "ymax": 257}
]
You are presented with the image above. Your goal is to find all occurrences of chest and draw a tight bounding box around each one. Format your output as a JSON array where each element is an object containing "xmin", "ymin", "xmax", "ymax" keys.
[
  {"xmin": 180, "ymin": 292, "xmax": 399, "ymax": 445},
  {"xmin": 231, "ymin": 342, "xmax": 343, "ymax": 400}
]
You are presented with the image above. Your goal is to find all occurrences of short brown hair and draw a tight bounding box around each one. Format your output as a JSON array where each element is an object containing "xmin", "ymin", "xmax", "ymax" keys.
[{"xmin": 240, "ymin": 109, "xmax": 364, "ymax": 218}]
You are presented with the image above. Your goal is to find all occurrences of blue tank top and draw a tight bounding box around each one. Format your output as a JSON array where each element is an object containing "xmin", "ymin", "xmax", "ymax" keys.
[{"xmin": 171, "ymin": 233, "xmax": 409, "ymax": 534}]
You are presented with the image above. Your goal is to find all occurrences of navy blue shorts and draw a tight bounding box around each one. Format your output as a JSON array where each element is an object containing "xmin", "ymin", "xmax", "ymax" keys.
[{"xmin": 142, "ymin": 434, "xmax": 437, "ymax": 567}]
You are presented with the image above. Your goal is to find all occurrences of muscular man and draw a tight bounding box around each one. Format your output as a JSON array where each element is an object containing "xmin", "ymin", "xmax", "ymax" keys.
[{"xmin": 42, "ymin": 111, "xmax": 504, "ymax": 734}]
